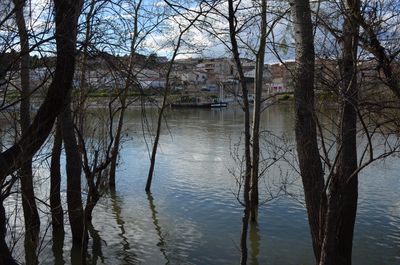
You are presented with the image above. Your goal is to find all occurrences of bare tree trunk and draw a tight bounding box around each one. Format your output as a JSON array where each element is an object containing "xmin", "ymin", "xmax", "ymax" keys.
[
  {"xmin": 0, "ymin": 0, "xmax": 82, "ymax": 181},
  {"xmin": 145, "ymin": 102, "xmax": 165, "ymax": 192},
  {"xmin": 228, "ymin": 0, "xmax": 252, "ymax": 263},
  {"xmin": 62, "ymin": 96, "xmax": 86, "ymax": 247},
  {"xmin": 250, "ymin": 0, "xmax": 267, "ymax": 222},
  {"xmin": 0, "ymin": 0, "xmax": 83, "ymax": 262},
  {"xmin": 292, "ymin": 0, "xmax": 325, "ymax": 262},
  {"xmin": 146, "ymin": 10, "xmax": 201, "ymax": 193},
  {"xmin": 13, "ymin": 1, "xmax": 40, "ymax": 263},
  {"xmin": 320, "ymin": 1, "xmax": 360, "ymax": 264},
  {"xmin": 109, "ymin": 93, "xmax": 127, "ymax": 189},
  {"xmin": 84, "ymin": 152, "xmax": 100, "ymax": 226},
  {"xmin": 110, "ymin": 0, "xmax": 143, "ymax": 188},
  {"xmin": 228, "ymin": 0, "xmax": 252, "ymax": 205},
  {"xmin": 50, "ymin": 119, "xmax": 64, "ymax": 232}
]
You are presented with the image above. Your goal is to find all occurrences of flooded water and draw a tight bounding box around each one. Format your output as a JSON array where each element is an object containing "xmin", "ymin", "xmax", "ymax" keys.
[{"xmin": 6, "ymin": 104, "xmax": 400, "ymax": 264}]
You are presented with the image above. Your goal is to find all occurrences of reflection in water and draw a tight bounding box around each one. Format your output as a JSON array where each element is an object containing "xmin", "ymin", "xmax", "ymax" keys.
[
  {"xmin": 146, "ymin": 193, "xmax": 169, "ymax": 265},
  {"xmin": 110, "ymin": 189, "xmax": 138, "ymax": 264},
  {"xmin": 52, "ymin": 228, "xmax": 65, "ymax": 265},
  {"xmin": 239, "ymin": 209, "xmax": 250, "ymax": 265},
  {"xmin": 249, "ymin": 222, "xmax": 260, "ymax": 265},
  {"xmin": 88, "ymin": 224, "xmax": 105, "ymax": 265},
  {"xmin": 6, "ymin": 106, "xmax": 400, "ymax": 265}
]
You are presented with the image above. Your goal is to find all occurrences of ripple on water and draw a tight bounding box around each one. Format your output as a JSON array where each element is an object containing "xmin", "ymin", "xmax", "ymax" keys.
[{"xmin": 9, "ymin": 106, "xmax": 400, "ymax": 265}]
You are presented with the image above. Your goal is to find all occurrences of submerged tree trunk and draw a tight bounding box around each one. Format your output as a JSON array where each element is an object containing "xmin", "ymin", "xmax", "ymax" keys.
[
  {"xmin": 228, "ymin": 0, "xmax": 252, "ymax": 265},
  {"xmin": 146, "ymin": 10, "xmax": 200, "ymax": 193},
  {"xmin": 228, "ymin": 0, "xmax": 252, "ymax": 263},
  {"xmin": 0, "ymin": 0, "xmax": 83, "ymax": 262},
  {"xmin": 110, "ymin": 0, "xmax": 143, "ymax": 188},
  {"xmin": 228, "ymin": 0, "xmax": 252, "ymax": 206},
  {"xmin": 50, "ymin": 120, "xmax": 64, "ymax": 232},
  {"xmin": 62, "ymin": 97, "xmax": 86, "ymax": 247},
  {"xmin": 13, "ymin": 1, "xmax": 40, "ymax": 263},
  {"xmin": 293, "ymin": 0, "xmax": 360, "ymax": 264},
  {"xmin": 109, "ymin": 92, "xmax": 127, "ymax": 189},
  {"xmin": 145, "ymin": 101, "xmax": 165, "ymax": 192},
  {"xmin": 250, "ymin": 0, "xmax": 267, "ymax": 222},
  {"xmin": 292, "ymin": 0, "xmax": 325, "ymax": 262},
  {"xmin": 320, "ymin": 1, "xmax": 360, "ymax": 264},
  {"xmin": 249, "ymin": 221, "xmax": 260, "ymax": 265},
  {"xmin": 239, "ymin": 207, "xmax": 250, "ymax": 265}
]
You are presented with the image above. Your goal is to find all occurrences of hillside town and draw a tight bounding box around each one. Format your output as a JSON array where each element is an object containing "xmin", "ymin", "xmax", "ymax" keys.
[
  {"xmin": 1, "ymin": 51, "xmax": 390, "ymax": 105},
  {"xmin": 0, "ymin": 52, "xmax": 294, "ymax": 100}
]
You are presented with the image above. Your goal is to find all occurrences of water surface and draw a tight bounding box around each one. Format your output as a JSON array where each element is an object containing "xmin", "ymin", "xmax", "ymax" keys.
[{"xmin": 8, "ymin": 104, "xmax": 400, "ymax": 265}]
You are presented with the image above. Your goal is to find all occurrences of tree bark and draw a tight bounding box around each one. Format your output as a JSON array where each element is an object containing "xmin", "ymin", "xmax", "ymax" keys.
[
  {"xmin": 320, "ymin": 1, "xmax": 360, "ymax": 264},
  {"xmin": 13, "ymin": 1, "xmax": 40, "ymax": 263},
  {"xmin": 228, "ymin": 0, "xmax": 252, "ymax": 263},
  {"xmin": 62, "ymin": 99, "xmax": 86, "ymax": 247},
  {"xmin": 228, "ymin": 0, "xmax": 252, "ymax": 207},
  {"xmin": 250, "ymin": 0, "xmax": 267, "ymax": 222},
  {"xmin": 292, "ymin": 0, "xmax": 325, "ymax": 262},
  {"xmin": 109, "ymin": 92, "xmax": 127, "ymax": 189},
  {"xmin": 50, "ymin": 119, "xmax": 64, "ymax": 233}
]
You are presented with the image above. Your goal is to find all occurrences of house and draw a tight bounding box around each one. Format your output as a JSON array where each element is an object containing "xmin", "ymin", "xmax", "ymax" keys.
[{"xmin": 266, "ymin": 61, "xmax": 295, "ymax": 94}]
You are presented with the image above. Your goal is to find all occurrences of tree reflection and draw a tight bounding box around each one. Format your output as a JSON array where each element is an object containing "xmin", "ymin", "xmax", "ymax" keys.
[
  {"xmin": 249, "ymin": 222, "xmax": 260, "ymax": 265},
  {"xmin": 110, "ymin": 189, "xmax": 138, "ymax": 264},
  {"xmin": 146, "ymin": 192, "xmax": 169, "ymax": 265},
  {"xmin": 88, "ymin": 224, "xmax": 105, "ymax": 265},
  {"xmin": 239, "ymin": 215, "xmax": 261, "ymax": 265}
]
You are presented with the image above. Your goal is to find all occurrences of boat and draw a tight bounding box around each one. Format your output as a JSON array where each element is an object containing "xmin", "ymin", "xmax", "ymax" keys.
[
  {"xmin": 171, "ymin": 102, "xmax": 212, "ymax": 108},
  {"xmin": 171, "ymin": 96, "xmax": 212, "ymax": 108},
  {"xmin": 210, "ymin": 101, "xmax": 228, "ymax": 108}
]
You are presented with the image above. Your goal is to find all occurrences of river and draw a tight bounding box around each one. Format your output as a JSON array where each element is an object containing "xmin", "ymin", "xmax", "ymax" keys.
[{"xmin": 5, "ymin": 104, "xmax": 400, "ymax": 264}]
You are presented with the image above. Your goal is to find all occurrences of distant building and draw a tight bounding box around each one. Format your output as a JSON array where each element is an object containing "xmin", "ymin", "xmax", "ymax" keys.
[{"xmin": 266, "ymin": 61, "xmax": 295, "ymax": 95}]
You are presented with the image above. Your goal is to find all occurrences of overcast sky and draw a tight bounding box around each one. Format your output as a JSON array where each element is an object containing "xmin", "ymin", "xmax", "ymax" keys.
[{"xmin": 9, "ymin": 0, "xmax": 400, "ymax": 63}]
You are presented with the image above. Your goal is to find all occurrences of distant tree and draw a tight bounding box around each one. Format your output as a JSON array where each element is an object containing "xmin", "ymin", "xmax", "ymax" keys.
[{"xmin": 355, "ymin": 0, "xmax": 400, "ymax": 98}]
